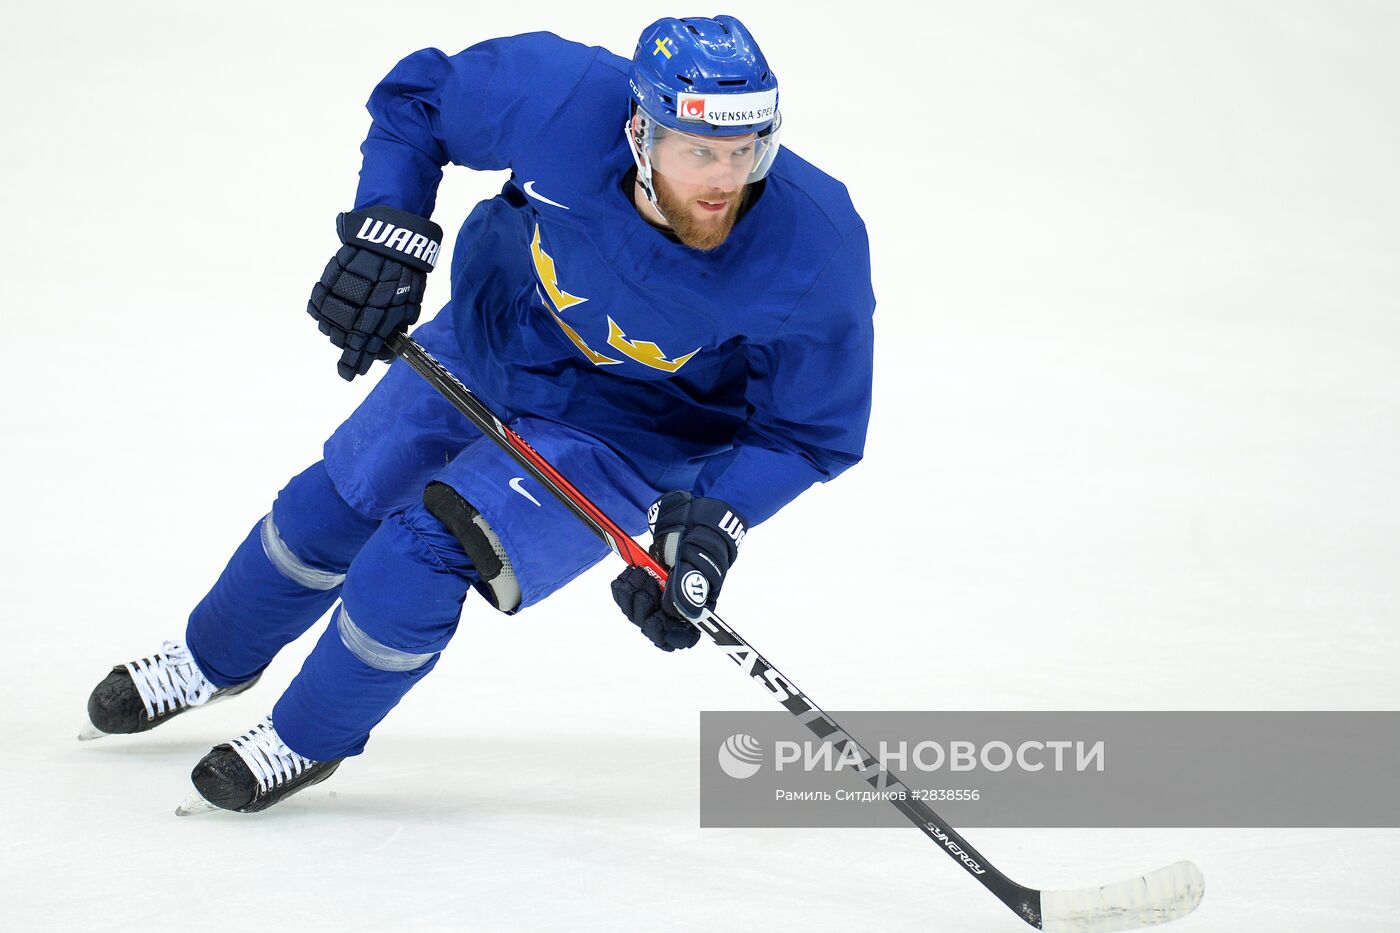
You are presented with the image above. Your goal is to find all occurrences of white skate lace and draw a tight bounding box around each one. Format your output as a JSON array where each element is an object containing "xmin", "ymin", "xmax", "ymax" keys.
[
  {"xmin": 125, "ymin": 640, "xmax": 217, "ymax": 719},
  {"xmin": 229, "ymin": 717, "xmax": 317, "ymax": 793}
]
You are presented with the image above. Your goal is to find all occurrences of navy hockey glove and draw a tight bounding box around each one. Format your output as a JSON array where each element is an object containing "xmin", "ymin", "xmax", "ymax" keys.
[
  {"xmin": 308, "ymin": 205, "xmax": 443, "ymax": 381},
  {"xmin": 610, "ymin": 492, "xmax": 747, "ymax": 651},
  {"xmin": 611, "ymin": 566, "xmax": 702, "ymax": 652}
]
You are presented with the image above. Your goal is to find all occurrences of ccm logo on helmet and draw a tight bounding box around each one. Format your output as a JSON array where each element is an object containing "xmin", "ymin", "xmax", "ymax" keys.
[{"xmin": 677, "ymin": 89, "xmax": 778, "ymax": 127}]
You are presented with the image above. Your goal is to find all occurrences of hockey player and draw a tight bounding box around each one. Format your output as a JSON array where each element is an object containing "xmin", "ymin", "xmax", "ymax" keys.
[{"xmin": 82, "ymin": 16, "xmax": 875, "ymax": 814}]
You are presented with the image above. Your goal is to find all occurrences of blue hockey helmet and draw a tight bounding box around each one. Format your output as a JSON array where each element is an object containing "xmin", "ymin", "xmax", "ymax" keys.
[
  {"xmin": 629, "ymin": 15, "xmax": 780, "ymax": 137},
  {"xmin": 626, "ymin": 16, "xmax": 783, "ymax": 220}
]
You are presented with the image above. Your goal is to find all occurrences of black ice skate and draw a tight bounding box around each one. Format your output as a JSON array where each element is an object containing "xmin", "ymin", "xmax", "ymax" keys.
[
  {"xmin": 79, "ymin": 640, "xmax": 260, "ymax": 741},
  {"xmin": 176, "ymin": 717, "xmax": 342, "ymax": 815}
]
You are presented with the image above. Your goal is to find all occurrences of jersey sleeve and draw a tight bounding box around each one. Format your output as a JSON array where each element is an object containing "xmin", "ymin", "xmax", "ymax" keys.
[
  {"xmin": 353, "ymin": 33, "xmax": 598, "ymax": 216},
  {"xmin": 693, "ymin": 225, "xmax": 876, "ymax": 525}
]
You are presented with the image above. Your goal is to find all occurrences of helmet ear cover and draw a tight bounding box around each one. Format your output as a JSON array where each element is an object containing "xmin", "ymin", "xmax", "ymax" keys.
[{"xmin": 625, "ymin": 104, "xmax": 662, "ymax": 216}]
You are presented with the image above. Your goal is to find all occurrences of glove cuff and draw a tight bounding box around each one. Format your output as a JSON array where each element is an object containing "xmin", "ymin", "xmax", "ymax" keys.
[
  {"xmin": 684, "ymin": 497, "xmax": 748, "ymax": 558},
  {"xmin": 648, "ymin": 492, "xmax": 748, "ymax": 567},
  {"xmin": 336, "ymin": 205, "xmax": 444, "ymax": 273}
]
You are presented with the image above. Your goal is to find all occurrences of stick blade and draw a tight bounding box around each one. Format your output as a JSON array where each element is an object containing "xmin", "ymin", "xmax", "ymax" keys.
[{"xmin": 1039, "ymin": 860, "xmax": 1204, "ymax": 932}]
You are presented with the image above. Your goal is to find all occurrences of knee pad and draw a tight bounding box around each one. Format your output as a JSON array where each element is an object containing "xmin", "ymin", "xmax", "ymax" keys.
[
  {"xmin": 423, "ymin": 482, "xmax": 522, "ymax": 613},
  {"xmin": 338, "ymin": 510, "xmax": 475, "ymax": 662},
  {"xmin": 264, "ymin": 462, "xmax": 381, "ymax": 587}
]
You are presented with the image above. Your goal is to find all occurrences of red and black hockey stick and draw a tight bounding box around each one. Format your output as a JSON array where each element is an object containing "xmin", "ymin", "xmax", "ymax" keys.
[{"xmin": 388, "ymin": 331, "xmax": 1204, "ymax": 931}]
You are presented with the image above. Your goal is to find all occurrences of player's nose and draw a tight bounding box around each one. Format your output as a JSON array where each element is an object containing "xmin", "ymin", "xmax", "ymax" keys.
[{"xmin": 704, "ymin": 159, "xmax": 748, "ymax": 189}]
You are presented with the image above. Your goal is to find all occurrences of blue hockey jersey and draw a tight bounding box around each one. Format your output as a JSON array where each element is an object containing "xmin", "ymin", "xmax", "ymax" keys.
[{"xmin": 352, "ymin": 32, "xmax": 875, "ymax": 526}]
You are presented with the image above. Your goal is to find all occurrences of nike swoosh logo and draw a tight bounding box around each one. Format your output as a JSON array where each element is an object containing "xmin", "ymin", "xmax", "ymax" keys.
[
  {"xmin": 523, "ymin": 180, "xmax": 570, "ymax": 211},
  {"xmin": 509, "ymin": 477, "xmax": 542, "ymax": 507}
]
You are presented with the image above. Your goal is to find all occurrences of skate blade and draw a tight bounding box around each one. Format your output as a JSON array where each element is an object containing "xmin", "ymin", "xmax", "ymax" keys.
[
  {"xmin": 175, "ymin": 792, "xmax": 222, "ymax": 817},
  {"xmin": 77, "ymin": 718, "xmax": 109, "ymax": 742}
]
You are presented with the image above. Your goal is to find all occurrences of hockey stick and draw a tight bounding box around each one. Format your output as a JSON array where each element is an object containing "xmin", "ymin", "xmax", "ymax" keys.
[{"xmin": 387, "ymin": 331, "xmax": 1204, "ymax": 931}]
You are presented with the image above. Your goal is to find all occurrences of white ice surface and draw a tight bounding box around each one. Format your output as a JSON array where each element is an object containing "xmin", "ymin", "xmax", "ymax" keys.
[{"xmin": 2, "ymin": 2, "xmax": 1397, "ymax": 931}]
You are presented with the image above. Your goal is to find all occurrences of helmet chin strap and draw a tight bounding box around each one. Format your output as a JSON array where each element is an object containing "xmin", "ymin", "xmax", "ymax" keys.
[{"xmin": 624, "ymin": 114, "xmax": 672, "ymax": 227}]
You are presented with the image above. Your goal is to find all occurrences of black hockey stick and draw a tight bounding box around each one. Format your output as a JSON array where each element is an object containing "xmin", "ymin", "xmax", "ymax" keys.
[{"xmin": 388, "ymin": 331, "xmax": 1204, "ymax": 931}]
